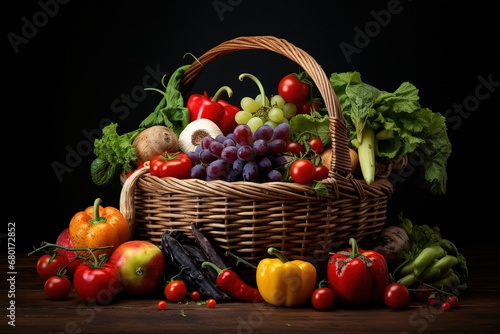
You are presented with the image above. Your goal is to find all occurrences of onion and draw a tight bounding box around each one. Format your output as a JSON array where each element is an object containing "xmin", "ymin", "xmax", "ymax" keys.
[{"xmin": 179, "ymin": 119, "xmax": 223, "ymax": 153}]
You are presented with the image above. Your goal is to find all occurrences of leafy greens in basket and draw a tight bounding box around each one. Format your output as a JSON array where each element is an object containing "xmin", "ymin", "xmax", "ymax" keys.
[
  {"xmin": 329, "ymin": 71, "xmax": 451, "ymax": 195},
  {"xmin": 90, "ymin": 65, "xmax": 190, "ymax": 186}
]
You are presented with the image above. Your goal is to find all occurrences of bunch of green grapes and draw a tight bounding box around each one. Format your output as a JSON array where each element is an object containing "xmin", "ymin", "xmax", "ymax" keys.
[{"xmin": 234, "ymin": 94, "xmax": 297, "ymax": 133}]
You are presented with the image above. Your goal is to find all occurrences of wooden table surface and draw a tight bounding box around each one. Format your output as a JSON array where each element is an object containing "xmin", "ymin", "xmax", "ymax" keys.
[{"xmin": 1, "ymin": 245, "xmax": 499, "ymax": 334}]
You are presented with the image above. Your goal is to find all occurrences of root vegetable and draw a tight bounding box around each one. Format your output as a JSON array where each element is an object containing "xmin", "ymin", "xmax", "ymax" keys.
[
  {"xmin": 373, "ymin": 226, "xmax": 411, "ymax": 266},
  {"xmin": 132, "ymin": 126, "xmax": 179, "ymax": 165},
  {"xmin": 321, "ymin": 147, "xmax": 359, "ymax": 174}
]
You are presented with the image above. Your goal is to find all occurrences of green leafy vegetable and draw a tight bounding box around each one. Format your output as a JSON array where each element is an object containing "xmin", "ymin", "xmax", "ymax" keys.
[
  {"xmin": 91, "ymin": 123, "xmax": 139, "ymax": 186},
  {"xmin": 90, "ymin": 64, "xmax": 190, "ymax": 186},
  {"xmin": 289, "ymin": 111, "xmax": 331, "ymax": 147},
  {"xmin": 330, "ymin": 71, "xmax": 451, "ymax": 194}
]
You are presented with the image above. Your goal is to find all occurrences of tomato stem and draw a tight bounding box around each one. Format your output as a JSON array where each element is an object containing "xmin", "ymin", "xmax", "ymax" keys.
[
  {"xmin": 169, "ymin": 268, "xmax": 185, "ymax": 282},
  {"xmin": 28, "ymin": 241, "xmax": 114, "ymax": 256}
]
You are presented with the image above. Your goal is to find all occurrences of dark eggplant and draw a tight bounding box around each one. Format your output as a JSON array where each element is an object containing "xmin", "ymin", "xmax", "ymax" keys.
[
  {"xmin": 191, "ymin": 223, "xmax": 227, "ymax": 270},
  {"xmin": 161, "ymin": 230, "xmax": 231, "ymax": 302}
]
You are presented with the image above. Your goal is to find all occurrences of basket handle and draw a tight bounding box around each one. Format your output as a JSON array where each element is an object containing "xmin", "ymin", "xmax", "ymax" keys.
[
  {"xmin": 179, "ymin": 35, "xmax": 353, "ymax": 176},
  {"xmin": 120, "ymin": 166, "xmax": 150, "ymax": 238}
]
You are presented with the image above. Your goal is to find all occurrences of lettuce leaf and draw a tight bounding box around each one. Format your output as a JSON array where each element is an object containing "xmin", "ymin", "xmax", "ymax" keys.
[{"xmin": 329, "ymin": 71, "xmax": 451, "ymax": 194}]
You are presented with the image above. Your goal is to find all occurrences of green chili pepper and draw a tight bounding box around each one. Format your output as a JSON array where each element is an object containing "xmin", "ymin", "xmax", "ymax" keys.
[{"xmin": 413, "ymin": 245, "xmax": 446, "ymax": 277}]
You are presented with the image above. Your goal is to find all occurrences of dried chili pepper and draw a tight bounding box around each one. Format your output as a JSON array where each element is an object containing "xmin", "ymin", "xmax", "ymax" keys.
[{"xmin": 201, "ymin": 261, "xmax": 263, "ymax": 303}]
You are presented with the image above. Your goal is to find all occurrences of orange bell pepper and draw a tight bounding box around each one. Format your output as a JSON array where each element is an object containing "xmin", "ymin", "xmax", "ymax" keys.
[{"xmin": 69, "ymin": 198, "xmax": 130, "ymax": 257}]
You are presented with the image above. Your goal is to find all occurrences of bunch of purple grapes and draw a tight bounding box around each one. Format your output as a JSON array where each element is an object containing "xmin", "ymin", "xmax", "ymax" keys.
[{"xmin": 187, "ymin": 123, "xmax": 290, "ymax": 182}]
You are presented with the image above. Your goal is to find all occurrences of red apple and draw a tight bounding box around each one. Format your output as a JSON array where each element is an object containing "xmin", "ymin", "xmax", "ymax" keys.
[
  {"xmin": 55, "ymin": 227, "xmax": 83, "ymax": 278},
  {"xmin": 108, "ymin": 240, "xmax": 166, "ymax": 296},
  {"xmin": 55, "ymin": 228, "xmax": 76, "ymax": 262}
]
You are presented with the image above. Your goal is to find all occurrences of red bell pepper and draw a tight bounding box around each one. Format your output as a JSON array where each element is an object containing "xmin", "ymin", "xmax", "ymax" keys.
[
  {"xmin": 187, "ymin": 86, "xmax": 235, "ymax": 130},
  {"xmin": 327, "ymin": 238, "xmax": 389, "ymax": 306},
  {"xmin": 215, "ymin": 98, "xmax": 240, "ymax": 135}
]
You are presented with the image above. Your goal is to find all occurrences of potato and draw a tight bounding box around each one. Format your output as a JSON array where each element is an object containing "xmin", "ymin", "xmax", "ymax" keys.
[{"xmin": 132, "ymin": 126, "xmax": 179, "ymax": 165}]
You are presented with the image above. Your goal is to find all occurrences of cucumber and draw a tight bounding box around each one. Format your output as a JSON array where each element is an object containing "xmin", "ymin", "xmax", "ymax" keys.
[{"xmin": 358, "ymin": 127, "xmax": 376, "ymax": 185}]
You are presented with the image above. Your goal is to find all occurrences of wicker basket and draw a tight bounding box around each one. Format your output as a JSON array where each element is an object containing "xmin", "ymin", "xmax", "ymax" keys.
[{"xmin": 120, "ymin": 36, "xmax": 395, "ymax": 271}]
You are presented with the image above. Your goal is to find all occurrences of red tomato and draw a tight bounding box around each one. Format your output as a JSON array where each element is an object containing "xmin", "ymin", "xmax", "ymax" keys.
[
  {"xmin": 190, "ymin": 290, "xmax": 201, "ymax": 301},
  {"xmin": 126, "ymin": 163, "xmax": 145, "ymax": 178},
  {"xmin": 314, "ymin": 165, "xmax": 329, "ymax": 180},
  {"xmin": 441, "ymin": 301, "xmax": 451, "ymax": 312},
  {"xmin": 311, "ymin": 287, "xmax": 335, "ymax": 310},
  {"xmin": 412, "ymin": 284, "xmax": 433, "ymax": 301},
  {"xmin": 65, "ymin": 258, "xmax": 85, "ymax": 279},
  {"xmin": 447, "ymin": 295, "xmax": 459, "ymax": 308},
  {"xmin": 285, "ymin": 141, "xmax": 306, "ymax": 157},
  {"xmin": 383, "ymin": 283, "xmax": 410, "ymax": 309},
  {"xmin": 308, "ymin": 138, "xmax": 324, "ymax": 154},
  {"xmin": 73, "ymin": 262, "xmax": 122, "ymax": 305},
  {"xmin": 278, "ymin": 74, "xmax": 309, "ymax": 104},
  {"xmin": 207, "ymin": 298, "xmax": 217, "ymax": 308},
  {"xmin": 290, "ymin": 159, "xmax": 316, "ymax": 184},
  {"xmin": 157, "ymin": 300, "xmax": 167, "ymax": 310},
  {"xmin": 428, "ymin": 293, "xmax": 441, "ymax": 306},
  {"xmin": 150, "ymin": 153, "xmax": 192, "ymax": 179},
  {"xmin": 36, "ymin": 254, "xmax": 69, "ymax": 280},
  {"xmin": 164, "ymin": 280, "xmax": 187, "ymax": 302},
  {"xmin": 297, "ymin": 100, "xmax": 320, "ymax": 115},
  {"xmin": 44, "ymin": 275, "xmax": 72, "ymax": 300}
]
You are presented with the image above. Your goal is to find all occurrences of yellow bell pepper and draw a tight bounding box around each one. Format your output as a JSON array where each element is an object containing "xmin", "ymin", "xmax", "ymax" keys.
[{"xmin": 256, "ymin": 247, "xmax": 317, "ymax": 307}]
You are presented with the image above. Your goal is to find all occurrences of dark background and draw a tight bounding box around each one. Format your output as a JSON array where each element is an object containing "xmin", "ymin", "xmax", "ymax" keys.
[{"xmin": 4, "ymin": 1, "xmax": 499, "ymax": 253}]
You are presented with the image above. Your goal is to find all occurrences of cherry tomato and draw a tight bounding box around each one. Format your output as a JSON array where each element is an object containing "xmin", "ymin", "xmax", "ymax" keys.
[
  {"xmin": 314, "ymin": 165, "xmax": 329, "ymax": 181},
  {"xmin": 278, "ymin": 74, "xmax": 309, "ymax": 104},
  {"xmin": 73, "ymin": 262, "xmax": 121, "ymax": 305},
  {"xmin": 413, "ymin": 284, "xmax": 433, "ymax": 301},
  {"xmin": 447, "ymin": 295, "xmax": 459, "ymax": 308},
  {"xmin": 164, "ymin": 280, "xmax": 187, "ymax": 302},
  {"xmin": 427, "ymin": 293, "xmax": 441, "ymax": 306},
  {"xmin": 65, "ymin": 258, "xmax": 85, "ymax": 280},
  {"xmin": 126, "ymin": 163, "xmax": 145, "ymax": 178},
  {"xmin": 157, "ymin": 300, "xmax": 167, "ymax": 310},
  {"xmin": 441, "ymin": 301, "xmax": 451, "ymax": 312},
  {"xmin": 308, "ymin": 138, "xmax": 324, "ymax": 154},
  {"xmin": 36, "ymin": 254, "xmax": 69, "ymax": 280},
  {"xmin": 285, "ymin": 141, "xmax": 306, "ymax": 157},
  {"xmin": 297, "ymin": 100, "xmax": 320, "ymax": 115},
  {"xmin": 311, "ymin": 287, "xmax": 335, "ymax": 310},
  {"xmin": 207, "ymin": 298, "xmax": 217, "ymax": 308},
  {"xmin": 290, "ymin": 159, "xmax": 316, "ymax": 184},
  {"xmin": 383, "ymin": 283, "xmax": 410, "ymax": 309},
  {"xmin": 44, "ymin": 275, "xmax": 72, "ymax": 300},
  {"xmin": 190, "ymin": 290, "xmax": 201, "ymax": 301}
]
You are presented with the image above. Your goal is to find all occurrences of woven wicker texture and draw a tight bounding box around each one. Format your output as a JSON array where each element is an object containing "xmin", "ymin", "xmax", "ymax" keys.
[{"xmin": 120, "ymin": 36, "xmax": 394, "ymax": 268}]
